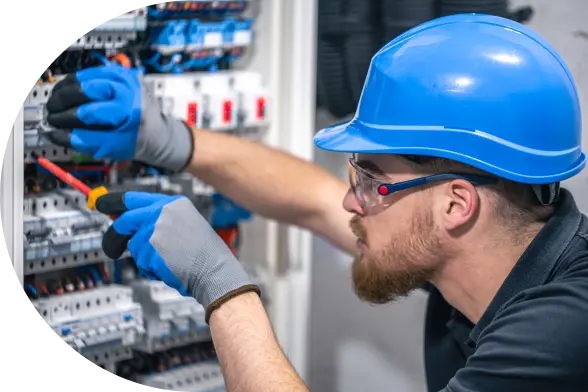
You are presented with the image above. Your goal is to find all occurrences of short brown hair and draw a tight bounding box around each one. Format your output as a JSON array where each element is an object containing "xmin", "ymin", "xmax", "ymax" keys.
[{"xmin": 402, "ymin": 155, "xmax": 555, "ymax": 228}]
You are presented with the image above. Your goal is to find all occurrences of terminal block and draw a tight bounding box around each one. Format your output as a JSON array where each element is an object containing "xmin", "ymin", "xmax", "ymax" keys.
[
  {"xmin": 24, "ymin": 190, "xmax": 111, "ymax": 264},
  {"xmin": 144, "ymin": 70, "xmax": 269, "ymax": 133},
  {"xmin": 136, "ymin": 361, "xmax": 225, "ymax": 392},
  {"xmin": 131, "ymin": 280, "xmax": 211, "ymax": 353},
  {"xmin": 31, "ymin": 284, "xmax": 145, "ymax": 365}
]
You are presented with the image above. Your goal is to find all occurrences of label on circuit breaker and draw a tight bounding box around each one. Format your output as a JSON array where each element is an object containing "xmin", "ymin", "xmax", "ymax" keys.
[
  {"xmin": 50, "ymin": 307, "xmax": 140, "ymax": 336},
  {"xmin": 234, "ymin": 30, "xmax": 252, "ymax": 46},
  {"xmin": 204, "ymin": 32, "xmax": 223, "ymax": 48}
]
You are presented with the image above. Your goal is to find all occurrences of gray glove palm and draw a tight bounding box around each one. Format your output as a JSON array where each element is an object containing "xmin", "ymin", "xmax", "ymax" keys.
[{"xmin": 95, "ymin": 191, "xmax": 260, "ymax": 322}]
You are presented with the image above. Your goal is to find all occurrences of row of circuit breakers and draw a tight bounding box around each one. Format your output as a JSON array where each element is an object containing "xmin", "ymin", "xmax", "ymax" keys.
[{"xmin": 22, "ymin": 2, "xmax": 269, "ymax": 391}]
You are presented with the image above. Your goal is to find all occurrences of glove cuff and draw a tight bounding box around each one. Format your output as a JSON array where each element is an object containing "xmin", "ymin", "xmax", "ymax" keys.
[
  {"xmin": 205, "ymin": 284, "xmax": 261, "ymax": 324},
  {"xmin": 168, "ymin": 120, "xmax": 195, "ymax": 173},
  {"xmin": 136, "ymin": 91, "xmax": 195, "ymax": 173}
]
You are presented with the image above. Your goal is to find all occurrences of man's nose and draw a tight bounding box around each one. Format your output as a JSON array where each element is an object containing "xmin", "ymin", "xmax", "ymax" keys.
[{"xmin": 343, "ymin": 188, "xmax": 364, "ymax": 216}]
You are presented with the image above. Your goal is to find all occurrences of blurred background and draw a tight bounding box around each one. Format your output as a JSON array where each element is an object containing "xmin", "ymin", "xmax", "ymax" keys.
[{"xmin": 311, "ymin": 1, "xmax": 587, "ymax": 391}]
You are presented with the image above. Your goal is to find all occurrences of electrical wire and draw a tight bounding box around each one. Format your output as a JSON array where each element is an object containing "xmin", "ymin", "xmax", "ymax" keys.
[
  {"xmin": 99, "ymin": 264, "xmax": 112, "ymax": 284},
  {"xmin": 24, "ymin": 283, "xmax": 39, "ymax": 299},
  {"xmin": 90, "ymin": 268, "xmax": 103, "ymax": 286},
  {"xmin": 317, "ymin": 0, "xmax": 378, "ymax": 118},
  {"xmin": 91, "ymin": 51, "xmax": 111, "ymax": 66},
  {"xmin": 32, "ymin": 281, "xmax": 49, "ymax": 297},
  {"xmin": 86, "ymin": 274, "xmax": 95, "ymax": 289},
  {"xmin": 76, "ymin": 275, "xmax": 86, "ymax": 291}
]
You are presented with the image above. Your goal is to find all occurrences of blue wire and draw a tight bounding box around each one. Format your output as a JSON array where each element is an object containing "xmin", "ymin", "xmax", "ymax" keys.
[
  {"xmin": 114, "ymin": 259, "xmax": 122, "ymax": 284},
  {"xmin": 91, "ymin": 51, "xmax": 110, "ymax": 66},
  {"xmin": 91, "ymin": 268, "xmax": 102, "ymax": 284},
  {"xmin": 24, "ymin": 283, "xmax": 38, "ymax": 298}
]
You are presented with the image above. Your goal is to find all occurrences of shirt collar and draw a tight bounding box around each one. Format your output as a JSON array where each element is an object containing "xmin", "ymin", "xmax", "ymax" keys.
[{"xmin": 468, "ymin": 188, "xmax": 583, "ymax": 345}]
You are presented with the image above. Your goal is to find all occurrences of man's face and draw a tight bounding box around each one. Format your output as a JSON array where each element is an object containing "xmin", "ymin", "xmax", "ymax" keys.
[{"xmin": 343, "ymin": 154, "xmax": 449, "ymax": 304}]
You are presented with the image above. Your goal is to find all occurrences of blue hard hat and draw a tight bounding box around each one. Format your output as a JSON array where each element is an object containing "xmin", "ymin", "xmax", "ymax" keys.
[{"xmin": 314, "ymin": 14, "xmax": 585, "ymax": 184}]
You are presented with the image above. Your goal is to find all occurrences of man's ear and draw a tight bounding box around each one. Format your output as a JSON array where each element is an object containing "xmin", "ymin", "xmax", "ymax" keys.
[{"xmin": 441, "ymin": 180, "xmax": 479, "ymax": 232}]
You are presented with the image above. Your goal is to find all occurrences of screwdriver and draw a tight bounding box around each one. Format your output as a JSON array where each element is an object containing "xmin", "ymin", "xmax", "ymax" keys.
[
  {"xmin": 30, "ymin": 151, "xmax": 110, "ymax": 212},
  {"xmin": 30, "ymin": 152, "xmax": 132, "ymax": 259}
]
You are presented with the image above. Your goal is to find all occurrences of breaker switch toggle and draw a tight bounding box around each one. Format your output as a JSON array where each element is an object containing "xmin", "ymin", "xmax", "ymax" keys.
[
  {"xmin": 257, "ymin": 97, "xmax": 266, "ymax": 120},
  {"xmin": 186, "ymin": 102, "xmax": 198, "ymax": 128},
  {"xmin": 223, "ymin": 100, "xmax": 233, "ymax": 124}
]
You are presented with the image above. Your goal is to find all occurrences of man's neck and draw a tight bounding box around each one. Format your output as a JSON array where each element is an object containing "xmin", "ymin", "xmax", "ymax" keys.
[{"xmin": 432, "ymin": 224, "xmax": 544, "ymax": 324}]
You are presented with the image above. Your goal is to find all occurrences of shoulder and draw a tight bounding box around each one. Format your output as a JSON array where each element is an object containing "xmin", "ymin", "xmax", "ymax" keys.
[{"xmin": 444, "ymin": 257, "xmax": 588, "ymax": 392}]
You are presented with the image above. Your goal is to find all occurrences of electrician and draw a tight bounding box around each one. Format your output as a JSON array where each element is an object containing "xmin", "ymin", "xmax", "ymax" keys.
[{"xmin": 44, "ymin": 14, "xmax": 588, "ymax": 392}]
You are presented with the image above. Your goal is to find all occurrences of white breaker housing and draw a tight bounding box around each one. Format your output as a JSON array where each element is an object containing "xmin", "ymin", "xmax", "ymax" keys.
[
  {"xmin": 69, "ymin": 8, "xmax": 147, "ymax": 50},
  {"xmin": 32, "ymin": 284, "xmax": 145, "ymax": 364},
  {"xmin": 24, "ymin": 190, "xmax": 111, "ymax": 262},
  {"xmin": 144, "ymin": 70, "xmax": 270, "ymax": 133},
  {"xmin": 131, "ymin": 280, "xmax": 211, "ymax": 353},
  {"xmin": 136, "ymin": 361, "xmax": 226, "ymax": 392}
]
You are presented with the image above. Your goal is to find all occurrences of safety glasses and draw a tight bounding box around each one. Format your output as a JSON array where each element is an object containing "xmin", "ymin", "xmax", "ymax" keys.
[{"xmin": 348, "ymin": 157, "xmax": 498, "ymax": 209}]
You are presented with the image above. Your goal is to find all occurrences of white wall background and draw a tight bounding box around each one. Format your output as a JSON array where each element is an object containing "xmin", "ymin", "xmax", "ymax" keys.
[{"xmin": 307, "ymin": 1, "xmax": 588, "ymax": 391}]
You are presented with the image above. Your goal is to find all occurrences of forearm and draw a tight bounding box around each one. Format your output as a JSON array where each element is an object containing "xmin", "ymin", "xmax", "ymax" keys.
[
  {"xmin": 186, "ymin": 128, "xmax": 355, "ymax": 253},
  {"xmin": 209, "ymin": 292, "xmax": 309, "ymax": 392}
]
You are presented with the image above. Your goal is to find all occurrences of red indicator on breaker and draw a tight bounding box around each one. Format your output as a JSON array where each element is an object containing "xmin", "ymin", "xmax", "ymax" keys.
[
  {"xmin": 256, "ymin": 97, "xmax": 266, "ymax": 120},
  {"xmin": 186, "ymin": 102, "xmax": 198, "ymax": 127},
  {"xmin": 223, "ymin": 100, "xmax": 233, "ymax": 124}
]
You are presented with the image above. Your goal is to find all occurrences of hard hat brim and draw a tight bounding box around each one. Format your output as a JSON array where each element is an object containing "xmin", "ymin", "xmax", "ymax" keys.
[{"xmin": 314, "ymin": 119, "xmax": 586, "ymax": 185}]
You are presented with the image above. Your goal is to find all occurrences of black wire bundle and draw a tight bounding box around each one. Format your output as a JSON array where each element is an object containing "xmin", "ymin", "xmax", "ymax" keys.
[
  {"xmin": 440, "ymin": 0, "xmax": 509, "ymax": 18},
  {"xmin": 317, "ymin": 0, "xmax": 381, "ymax": 117},
  {"xmin": 315, "ymin": 0, "xmax": 534, "ymax": 120}
]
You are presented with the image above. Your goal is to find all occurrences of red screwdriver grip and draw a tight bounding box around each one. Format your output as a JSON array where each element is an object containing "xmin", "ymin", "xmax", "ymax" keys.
[{"xmin": 34, "ymin": 155, "xmax": 92, "ymax": 196}]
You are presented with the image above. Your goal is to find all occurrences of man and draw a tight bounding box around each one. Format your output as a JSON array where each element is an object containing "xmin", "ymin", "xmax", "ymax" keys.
[{"xmin": 44, "ymin": 14, "xmax": 588, "ymax": 392}]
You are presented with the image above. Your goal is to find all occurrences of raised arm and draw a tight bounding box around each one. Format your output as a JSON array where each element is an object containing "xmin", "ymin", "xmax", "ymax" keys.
[
  {"xmin": 186, "ymin": 128, "xmax": 355, "ymax": 254},
  {"xmin": 45, "ymin": 66, "xmax": 356, "ymax": 255},
  {"xmin": 95, "ymin": 192, "xmax": 310, "ymax": 392}
]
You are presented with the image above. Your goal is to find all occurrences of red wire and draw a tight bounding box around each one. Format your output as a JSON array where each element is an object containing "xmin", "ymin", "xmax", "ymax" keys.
[
  {"xmin": 99, "ymin": 265, "xmax": 111, "ymax": 282},
  {"xmin": 32, "ymin": 281, "xmax": 48, "ymax": 294}
]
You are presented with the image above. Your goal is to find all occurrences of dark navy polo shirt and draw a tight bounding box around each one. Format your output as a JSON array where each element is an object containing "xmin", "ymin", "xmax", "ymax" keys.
[{"xmin": 424, "ymin": 189, "xmax": 588, "ymax": 391}]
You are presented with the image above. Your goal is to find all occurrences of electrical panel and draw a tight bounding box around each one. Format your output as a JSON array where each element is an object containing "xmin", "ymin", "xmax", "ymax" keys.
[
  {"xmin": 14, "ymin": 1, "xmax": 279, "ymax": 389},
  {"xmin": 130, "ymin": 280, "xmax": 212, "ymax": 354}
]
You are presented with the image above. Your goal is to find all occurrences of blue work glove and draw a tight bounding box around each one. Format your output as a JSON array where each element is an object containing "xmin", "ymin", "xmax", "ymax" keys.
[
  {"xmin": 94, "ymin": 191, "xmax": 260, "ymax": 323},
  {"xmin": 44, "ymin": 66, "xmax": 193, "ymax": 173}
]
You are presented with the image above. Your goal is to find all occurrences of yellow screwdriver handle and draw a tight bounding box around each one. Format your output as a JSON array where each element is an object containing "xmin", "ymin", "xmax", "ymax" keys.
[{"xmin": 87, "ymin": 186, "xmax": 109, "ymax": 211}]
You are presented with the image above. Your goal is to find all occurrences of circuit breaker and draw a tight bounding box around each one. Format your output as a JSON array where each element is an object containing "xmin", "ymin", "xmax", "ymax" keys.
[
  {"xmin": 131, "ymin": 280, "xmax": 211, "ymax": 354},
  {"xmin": 145, "ymin": 71, "xmax": 268, "ymax": 133},
  {"xmin": 32, "ymin": 284, "xmax": 145, "ymax": 364}
]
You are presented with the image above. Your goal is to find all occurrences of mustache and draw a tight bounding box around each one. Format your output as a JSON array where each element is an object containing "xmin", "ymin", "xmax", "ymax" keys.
[{"xmin": 349, "ymin": 215, "xmax": 367, "ymax": 242}]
